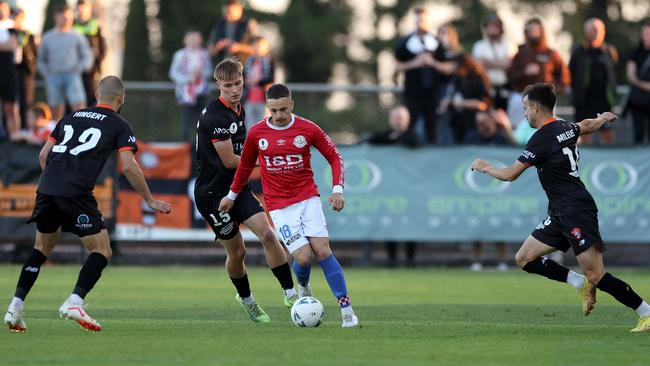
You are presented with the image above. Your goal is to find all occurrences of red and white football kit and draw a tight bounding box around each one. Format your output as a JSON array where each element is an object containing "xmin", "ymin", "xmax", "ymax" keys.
[{"xmin": 227, "ymin": 114, "xmax": 344, "ymax": 252}]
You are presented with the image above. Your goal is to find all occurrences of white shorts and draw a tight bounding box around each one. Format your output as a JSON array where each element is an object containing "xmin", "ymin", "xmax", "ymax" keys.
[{"xmin": 269, "ymin": 196, "xmax": 329, "ymax": 254}]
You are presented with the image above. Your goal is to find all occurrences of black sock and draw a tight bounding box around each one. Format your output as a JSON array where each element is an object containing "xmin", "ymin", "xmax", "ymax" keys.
[
  {"xmin": 230, "ymin": 273, "xmax": 251, "ymax": 299},
  {"xmin": 14, "ymin": 249, "xmax": 48, "ymax": 300},
  {"xmin": 596, "ymin": 272, "xmax": 643, "ymax": 310},
  {"xmin": 72, "ymin": 253, "xmax": 108, "ymax": 299},
  {"xmin": 271, "ymin": 262, "xmax": 294, "ymax": 290},
  {"xmin": 522, "ymin": 257, "xmax": 569, "ymax": 283}
]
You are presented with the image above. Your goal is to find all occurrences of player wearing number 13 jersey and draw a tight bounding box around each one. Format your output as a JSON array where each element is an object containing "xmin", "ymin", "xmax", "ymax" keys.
[
  {"xmin": 219, "ymin": 84, "xmax": 359, "ymax": 327},
  {"xmin": 471, "ymin": 83, "xmax": 650, "ymax": 332},
  {"xmin": 4, "ymin": 76, "xmax": 172, "ymax": 333}
]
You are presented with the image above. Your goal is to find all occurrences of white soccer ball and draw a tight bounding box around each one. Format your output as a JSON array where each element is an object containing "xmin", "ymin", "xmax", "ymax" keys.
[{"xmin": 291, "ymin": 296, "xmax": 324, "ymax": 328}]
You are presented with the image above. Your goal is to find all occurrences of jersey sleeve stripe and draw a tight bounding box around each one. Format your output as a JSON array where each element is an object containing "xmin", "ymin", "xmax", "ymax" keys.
[
  {"xmin": 118, "ymin": 146, "xmax": 136, "ymax": 152},
  {"xmin": 48, "ymin": 136, "xmax": 57, "ymax": 143},
  {"xmin": 211, "ymin": 137, "xmax": 229, "ymax": 143}
]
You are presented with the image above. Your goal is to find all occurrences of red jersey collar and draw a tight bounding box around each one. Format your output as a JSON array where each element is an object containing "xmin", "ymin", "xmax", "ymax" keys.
[
  {"xmin": 218, "ymin": 96, "xmax": 242, "ymax": 116},
  {"xmin": 95, "ymin": 103, "xmax": 115, "ymax": 111},
  {"xmin": 542, "ymin": 116, "xmax": 557, "ymax": 126}
]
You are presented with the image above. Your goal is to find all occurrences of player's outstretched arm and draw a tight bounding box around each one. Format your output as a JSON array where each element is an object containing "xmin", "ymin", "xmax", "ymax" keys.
[
  {"xmin": 577, "ymin": 112, "xmax": 617, "ymax": 136},
  {"xmin": 471, "ymin": 159, "xmax": 528, "ymax": 182},
  {"xmin": 119, "ymin": 150, "xmax": 172, "ymax": 214},
  {"xmin": 38, "ymin": 140, "xmax": 55, "ymax": 170}
]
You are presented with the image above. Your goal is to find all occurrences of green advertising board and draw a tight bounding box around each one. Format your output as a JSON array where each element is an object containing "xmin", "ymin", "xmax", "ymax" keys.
[{"xmin": 312, "ymin": 145, "xmax": 650, "ymax": 243}]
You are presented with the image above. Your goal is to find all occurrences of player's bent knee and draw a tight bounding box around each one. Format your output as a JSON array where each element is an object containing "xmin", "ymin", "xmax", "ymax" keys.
[{"xmin": 515, "ymin": 250, "xmax": 532, "ymax": 268}]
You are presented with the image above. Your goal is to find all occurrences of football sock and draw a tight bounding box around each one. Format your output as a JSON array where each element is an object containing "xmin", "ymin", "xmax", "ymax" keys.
[
  {"xmin": 67, "ymin": 293, "xmax": 84, "ymax": 305},
  {"xmin": 319, "ymin": 255, "xmax": 350, "ymax": 308},
  {"xmin": 292, "ymin": 261, "xmax": 311, "ymax": 286},
  {"xmin": 230, "ymin": 273, "xmax": 252, "ymax": 299},
  {"xmin": 567, "ymin": 270, "xmax": 586, "ymax": 290},
  {"xmin": 271, "ymin": 262, "xmax": 295, "ymax": 290},
  {"xmin": 72, "ymin": 252, "xmax": 108, "ymax": 299},
  {"xmin": 635, "ymin": 301, "xmax": 650, "ymax": 317},
  {"xmin": 596, "ymin": 272, "xmax": 643, "ymax": 310},
  {"xmin": 10, "ymin": 297, "xmax": 23, "ymax": 309},
  {"xmin": 14, "ymin": 249, "xmax": 48, "ymax": 300},
  {"xmin": 521, "ymin": 257, "xmax": 569, "ymax": 283}
]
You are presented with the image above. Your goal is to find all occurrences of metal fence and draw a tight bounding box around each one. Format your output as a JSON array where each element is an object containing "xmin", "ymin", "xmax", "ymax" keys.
[{"xmin": 34, "ymin": 82, "xmax": 633, "ymax": 144}]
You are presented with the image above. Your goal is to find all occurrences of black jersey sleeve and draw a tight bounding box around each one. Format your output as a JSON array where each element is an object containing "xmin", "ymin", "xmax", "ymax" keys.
[
  {"xmin": 48, "ymin": 119, "xmax": 63, "ymax": 143},
  {"xmin": 569, "ymin": 122, "xmax": 581, "ymax": 142},
  {"xmin": 517, "ymin": 130, "xmax": 548, "ymax": 167},
  {"xmin": 116, "ymin": 121, "xmax": 139, "ymax": 152}
]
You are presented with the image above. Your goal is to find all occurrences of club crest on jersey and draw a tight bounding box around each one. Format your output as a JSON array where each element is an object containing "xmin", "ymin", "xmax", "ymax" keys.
[
  {"xmin": 229, "ymin": 122, "xmax": 238, "ymax": 134},
  {"xmin": 293, "ymin": 135, "xmax": 307, "ymax": 148},
  {"xmin": 571, "ymin": 227, "xmax": 582, "ymax": 239},
  {"xmin": 259, "ymin": 138, "xmax": 269, "ymax": 150}
]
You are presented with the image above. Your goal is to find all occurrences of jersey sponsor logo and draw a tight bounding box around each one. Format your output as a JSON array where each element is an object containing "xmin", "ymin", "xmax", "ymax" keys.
[
  {"xmin": 263, "ymin": 154, "xmax": 304, "ymax": 167},
  {"xmin": 75, "ymin": 214, "xmax": 92, "ymax": 229},
  {"xmin": 556, "ymin": 129, "xmax": 576, "ymax": 143},
  {"xmin": 73, "ymin": 111, "xmax": 107, "ymax": 121},
  {"xmin": 229, "ymin": 122, "xmax": 238, "ymax": 134},
  {"xmin": 293, "ymin": 135, "xmax": 307, "ymax": 148},
  {"xmin": 214, "ymin": 127, "xmax": 229, "ymax": 135},
  {"xmin": 521, "ymin": 150, "xmax": 536, "ymax": 159},
  {"xmin": 259, "ymin": 138, "xmax": 269, "ymax": 150}
]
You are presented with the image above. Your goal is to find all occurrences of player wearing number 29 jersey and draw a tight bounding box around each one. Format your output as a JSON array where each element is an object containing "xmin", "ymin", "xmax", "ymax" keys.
[
  {"xmin": 5, "ymin": 76, "xmax": 171, "ymax": 334},
  {"xmin": 471, "ymin": 83, "xmax": 650, "ymax": 333},
  {"xmin": 38, "ymin": 105, "xmax": 138, "ymax": 197}
]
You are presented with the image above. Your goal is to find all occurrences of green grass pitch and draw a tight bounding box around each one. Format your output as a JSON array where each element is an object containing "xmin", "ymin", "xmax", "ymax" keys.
[{"xmin": 1, "ymin": 265, "xmax": 648, "ymax": 366}]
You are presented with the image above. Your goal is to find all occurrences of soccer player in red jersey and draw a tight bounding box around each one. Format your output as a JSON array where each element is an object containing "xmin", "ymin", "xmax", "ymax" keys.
[{"xmin": 219, "ymin": 84, "xmax": 359, "ymax": 327}]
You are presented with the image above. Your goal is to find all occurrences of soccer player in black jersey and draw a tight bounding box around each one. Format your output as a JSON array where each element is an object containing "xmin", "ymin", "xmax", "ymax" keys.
[
  {"xmin": 3, "ymin": 76, "xmax": 172, "ymax": 333},
  {"xmin": 194, "ymin": 58, "xmax": 296, "ymax": 322},
  {"xmin": 471, "ymin": 83, "xmax": 650, "ymax": 332}
]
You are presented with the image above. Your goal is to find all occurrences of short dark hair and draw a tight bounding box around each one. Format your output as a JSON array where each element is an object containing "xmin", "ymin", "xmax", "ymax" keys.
[
  {"xmin": 266, "ymin": 84, "xmax": 291, "ymax": 100},
  {"xmin": 55, "ymin": 4, "xmax": 71, "ymax": 14},
  {"xmin": 523, "ymin": 83, "xmax": 556, "ymax": 112}
]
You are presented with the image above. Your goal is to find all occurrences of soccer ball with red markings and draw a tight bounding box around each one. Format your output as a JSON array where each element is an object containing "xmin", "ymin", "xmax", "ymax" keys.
[{"xmin": 291, "ymin": 296, "xmax": 324, "ymax": 327}]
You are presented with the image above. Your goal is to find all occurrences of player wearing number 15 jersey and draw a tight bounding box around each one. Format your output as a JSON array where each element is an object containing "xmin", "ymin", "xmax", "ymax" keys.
[
  {"xmin": 4, "ymin": 76, "xmax": 172, "ymax": 333},
  {"xmin": 219, "ymin": 84, "xmax": 359, "ymax": 327},
  {"xmin": 471, "ymin": 83, "xmax": 650, "ymax": 332}
]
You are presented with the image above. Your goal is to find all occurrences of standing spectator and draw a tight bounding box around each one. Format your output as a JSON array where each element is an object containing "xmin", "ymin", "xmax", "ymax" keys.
[
  {"xmin": 366, "ymin": 105, "xmax": 417, "ymax": 266},
  {"xmin": 0, "ymin": 0, "xmax": 20, "ymax": 140},
  {"xmin": 74, "ymin": 0, "xmax": 106, "ymax": 106},
  {"xmin": 169, "ymin": 29, "xmax": 212, "ymax": 142},
  {"xmin": 569, "ymin": 18, "xmax": 618, "ymax": 145},
  {"xmin": 434, "ymin": 23, "xmax": 464, "ymax": 144},
  {"xmin": 244, "ymin": 36, "xmax": 274, "ymax": 129},
  {"xmin": 38, "ymin": 4, "xmax": 93, "ymax": 120},
  {"xmin": 626, "ymin": 21, "xmax": 650, "ymax": 144},
  {"xmin": 472, "ymin": 15, "xmax": 515, "ymax": 111},
  {"xmin": 444, "ymin": 54, "xmax": 491, "ymax": 143},
  {"xmin": 208, "ymin": 0, "xmax": 254, "ymax": 65},
  {"xmin": 394, "ymin": 8, "xmax": 455, "ymax": 145},
  {"xmin": 507, "ymin": 18, "xmax": 570, "ymax": 127},
  {"xmin": 13, "ymin": 8, "xmax": 38, "ymax": 130}
]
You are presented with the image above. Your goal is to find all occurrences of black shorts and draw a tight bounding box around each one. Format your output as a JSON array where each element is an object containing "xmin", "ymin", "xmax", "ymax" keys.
[
  {"xmin": 194, "ymin": 185, "xmax": 263, "ymax": 240},
  {"xmin": 531, "ymin": 211, "xmax": 605, "ymax": 256},
  {"xmin": 27, "ymin": 192, "xmax": 106, "ymax": 237}
]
